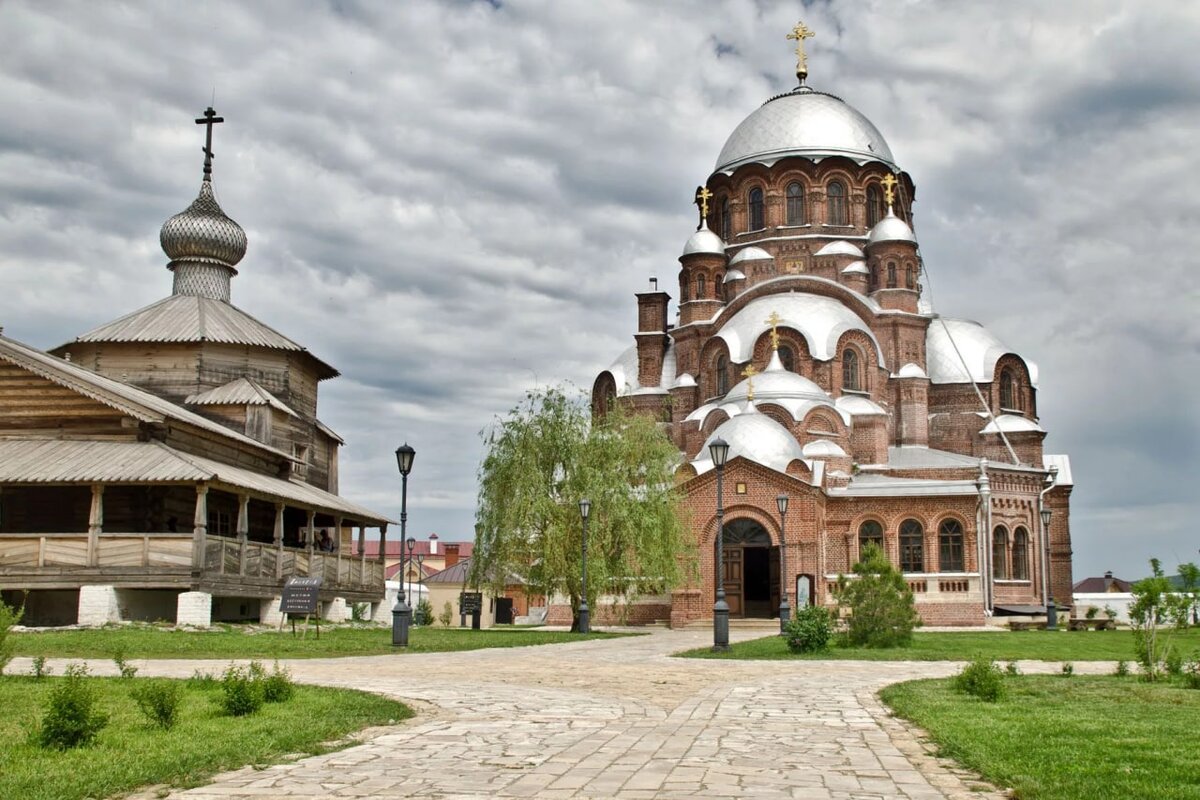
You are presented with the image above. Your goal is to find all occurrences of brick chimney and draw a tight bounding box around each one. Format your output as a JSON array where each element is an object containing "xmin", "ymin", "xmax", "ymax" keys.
[{"xmin": 444, "ymin": 544, "xmax": 460, "ymax": 568}]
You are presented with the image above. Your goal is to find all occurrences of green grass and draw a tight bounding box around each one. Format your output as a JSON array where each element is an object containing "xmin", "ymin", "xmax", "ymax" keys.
[
  {"xmin": 12, "ymin": 624, "xmax": 628, "ymax": 660},
  {"xmin": 881, "ymin": 675, "xmax": 1200, "ymax": 800},
  {"xmin": 677, "ymin": 628, "xmax": 1200, "ymax": 660},
  {"xmin": 0, "ymin": 673, "xmax": 410, "ymax": 800}
]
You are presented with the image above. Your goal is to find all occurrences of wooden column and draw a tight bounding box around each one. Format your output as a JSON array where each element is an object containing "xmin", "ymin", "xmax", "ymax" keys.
[
  {"xmin": 333, "ymin": 515, "xmax": 344, "ymax": 584},
  {"xmin": 192, "ymin": 484, "xmax": 209, "ymax": 570},
  {"xmin": 306, "ymin": 510, "xmax": 316, "ymax": 578},
  {"xmin": 358, "ymin": 525, "xmax": 367, "ymax": 578},
  {"xmin": 237, "ymin": 494, "xmax": 250, "ymax": 576},
  {"xmin": 273, "ymin": 502, "xmax": 285, "ymax": 579},
  {"xmin": 378, "ymin": 523, "xmax": 388, "ymax": 584},
  {"xmin": 87, "ymin": 484, "xmax": 104, "ymax": 567}
]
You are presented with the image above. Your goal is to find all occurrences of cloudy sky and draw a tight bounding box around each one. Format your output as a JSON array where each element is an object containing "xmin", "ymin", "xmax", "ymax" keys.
[{"xmin": 1, "ymin": 0, "xmax": 1196, "ymax": 579}]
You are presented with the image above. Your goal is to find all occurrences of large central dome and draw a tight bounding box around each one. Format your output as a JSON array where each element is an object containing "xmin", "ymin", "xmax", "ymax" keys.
[{"xmin": 715, "ymin": 86, "xmax": 895, "ymax": 173}]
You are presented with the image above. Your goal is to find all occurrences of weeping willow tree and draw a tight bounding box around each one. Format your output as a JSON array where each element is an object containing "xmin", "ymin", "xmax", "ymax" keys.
[{"xmin": 471, "ymin": 386, "xmax": 687, "ymax": 629}]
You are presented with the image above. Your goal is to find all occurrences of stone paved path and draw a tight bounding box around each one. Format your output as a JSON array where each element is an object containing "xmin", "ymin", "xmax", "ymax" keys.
[{"xmin": 19, "ymin": 629, "xmax": 1101, "ymax": 799}]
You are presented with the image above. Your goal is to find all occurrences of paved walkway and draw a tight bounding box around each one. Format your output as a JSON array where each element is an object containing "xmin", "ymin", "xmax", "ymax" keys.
[{"xmin": 19, "ymin": 629, "xmax": 1090, "ymax": 799}]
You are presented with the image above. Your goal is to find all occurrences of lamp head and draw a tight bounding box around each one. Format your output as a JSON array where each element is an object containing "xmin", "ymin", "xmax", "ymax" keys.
[
  {"xmin": 776, "ymin": 493, "xmax": 789, "ymax": 515},
  {"xmin": 406, "ymin": 537, "xmax": 415, "ymax": 552},
  {"xmin": 395, "ymin": 443, "xmax": 416, "ymax": 476},
  {"xmin": 1040, "ymin": 508, "xmax": 1052, "ymax": 528},
  {"xmin": 709, "ymin": 437, "xmax": 730, "ymax": 468},
  {"xmin": 579, "ymin": 497, "xmax": 591, "ymax": 520}
]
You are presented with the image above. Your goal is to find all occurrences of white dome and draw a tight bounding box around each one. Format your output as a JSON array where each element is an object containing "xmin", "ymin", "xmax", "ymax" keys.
[
  {"xmin": 716, "ymin": 86, "xmax": 896, "ymax": 173},
  {"xmin": 725, "ymin": 365, "xmax": 829, "ymax": 406},
  {"xmin": 714, "ymin": 293, "xmax": 885, "ymax": 365},
  {"xmin": 600, "ymin": 341, "xmax": 679, "ymax": 397},
  {"xmin": 672, "ymin": 372, "xmax": 696, "ymax": 388},
  {"xmin": 867, "ymin": 208, "xmax": 916, "ymax": 246},
  {"xmin": 926, "ymin": 318, "xmax": 1039, "ymax": 387},
  {"xmin": 682, "ymin": 224, "xmax": 725, "ymax": 257},
  {"xmin": 835, "ymin": 394, "xmax": 886, "ymax": 416},
  {"xmin": 896, "ymin": 362, "xmax": 928, "ymax": 379},
  {"xmin": 693, "ymin": 412, "xmax": 806, "ymax": 475},
  {"xmin": 814, "ymin": 240, "xmax": 863, "ymax": 258},
  {"xmin": 722, "ymin": 269, "xmax": 746, "ymax": 284},
  {"xmin": 980, "ymin": 414, "xmax": 1045, "ymax": 434},
  {"xmin": 841, "ymin": 260, "xmax": 869, "ymax": 275},
  {"xmin": 728, "ymin": 246, "xmax": 774, "ymax": 265},
  {"xmin": 802, "ymin": 439, "xmax": 847, "ymax": 458}
]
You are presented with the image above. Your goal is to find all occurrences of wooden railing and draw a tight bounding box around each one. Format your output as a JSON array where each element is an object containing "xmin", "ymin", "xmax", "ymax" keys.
[{"xmin": 202, "ymin": 538, "xmax": 382, "ymax": 589}]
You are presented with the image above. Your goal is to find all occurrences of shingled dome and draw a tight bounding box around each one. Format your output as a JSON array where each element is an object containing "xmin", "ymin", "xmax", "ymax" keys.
[{"xmin": 160, "ymin": 179, "xmax": 247, "ymax": 268}]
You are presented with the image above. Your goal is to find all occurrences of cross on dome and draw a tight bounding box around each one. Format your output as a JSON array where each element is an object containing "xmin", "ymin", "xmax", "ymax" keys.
[
  {"xmin": 881, "ymin": 173, "xmax": 898, "ymax": 208},
  {"xmin": 694, "ymin": 186, "xmax": 713, "ymax": 228},
  {"xmin": 764, "ymin": 311, "xmax": 783, "ymax": 350},
  {"xmin": 195, "ymin": 106, "xmax": 224, "ymax": 181},
  {"xmin": 786, "ymin": 21, "xmax": 815, "ymax": 82},
  {"xmin": 741, "ymin": 364, "xmax": 759, "ymax": 401}
]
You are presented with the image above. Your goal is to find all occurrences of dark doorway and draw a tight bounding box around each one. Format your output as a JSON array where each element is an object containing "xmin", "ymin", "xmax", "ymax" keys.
[
  {"xmin": 743, "ymin": 547, "xmax": 771, "ymax": 617},
  {"xmin": 494, "ymin": 597, "xmax": 514, "ymax": 625},
  {"xmin": 721, "ymin": 519, "xmax": 780, "ymax": 619}
]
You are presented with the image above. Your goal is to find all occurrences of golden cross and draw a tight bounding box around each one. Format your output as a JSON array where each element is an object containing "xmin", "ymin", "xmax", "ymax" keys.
[
  {"xmin": 742, "ymin": 364, "xmax": 759, "ymax": 402},
  {"xmin": 764, "ymin": 311, "xmax": 783, "ymax": 351},
  {"xmin": 786, "ymin": 21, "xmax": 816, "ymax": 81},
  {"xmin": 881, "ymin": 173, "xmax": 898, "ymax": 207},
  {"xmin": 694, "ymin": 186, "xmax": 713, "ymax": 220}
]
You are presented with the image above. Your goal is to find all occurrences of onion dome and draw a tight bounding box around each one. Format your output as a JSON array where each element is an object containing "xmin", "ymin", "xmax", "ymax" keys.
[
  {"xmin": 161, "ymin": 179, "xmax": 247, "ymax": 267},
  {"xmin": 867, "ymin": 207, "xmax": 916, "ymax": 246},
  {"xmin": 682, "ymin": 220, "xmax": 725, "ymax": 257},
  {"xmin": 728, "ymin": 246, "xmax": 773, "ymax": 266}
]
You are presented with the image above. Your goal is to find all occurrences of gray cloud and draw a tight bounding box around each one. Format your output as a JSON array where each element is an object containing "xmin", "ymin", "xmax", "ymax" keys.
[{"xmin": 0, "ymin": 0, "xmax": 1196, "ymax": 581}]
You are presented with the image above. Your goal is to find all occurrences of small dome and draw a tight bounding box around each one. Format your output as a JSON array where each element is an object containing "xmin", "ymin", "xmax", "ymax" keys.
[
  {"xmin": 716, "ymin": 86, "xmax": 896, "ymax": 173},
  {"xmin": 672, "ymin": 372, "xmax": 697, "ymax": 388},
  {"xmin": 722, "ymin": 269, "xmax": 746, "ymax": 284},
  {"xmin": 867, "ymin": 208, "xmax": 916, "ymax": 246},
  {"xmin": 725, "ymin": 365, "xmax": 829, "ymax": 406},
  {"xmin": 161, "ymin": 179, "xmax": 247, "ymax": 267},
  {"xmin": 728, "ymin": 246, "xmax": 774, "ymax": 265},
  {"xmin": 896, "ymin": 362, "xmax": 928, "ymax": 379},
  {"xmin": 682, "ymin": 223, "xmax": 725, "ymax": 257},
  {"xmin": 835, "ymin": 394, "xmax": 887, "ymax": 416},
  {"xmin": 980, "ymin": 414, "xmax": 1045, "ymax": 434},
  {"xmin": 802, "ymin": 439, "xmax": 847, "ymax": 458},
  {"xmin": 814, "ymin": 240, "xmax": 863, "ymax": 258},
  {"xmin": 693, "ymin": 413, "xmax": 806, "ymax": 475},
  {"xmin": 841, "ymin": 260, "xmax": 869, "ymax": 275}
]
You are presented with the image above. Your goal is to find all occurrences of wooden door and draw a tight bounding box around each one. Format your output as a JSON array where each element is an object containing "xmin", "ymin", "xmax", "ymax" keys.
[{"xmin": 723, "ymin": 546, "xmax": 743, "ymax": 616}]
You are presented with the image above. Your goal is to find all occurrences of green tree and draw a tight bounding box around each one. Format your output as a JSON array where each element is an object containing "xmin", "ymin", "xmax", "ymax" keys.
[
  {"xmin": 1130, "ymin": 558, "xmax": 1191, "ymax": 679},
  {"xmin": 1177, "ymin": 562, "xmax": 1199, "ymax": 626},
  {"xmin": 473, "ymin": 386, "xmax": 687, "ymax": 630},
  {"xmin": 834, "ymin": 542, "xmax": 921, "ymax": 648}
]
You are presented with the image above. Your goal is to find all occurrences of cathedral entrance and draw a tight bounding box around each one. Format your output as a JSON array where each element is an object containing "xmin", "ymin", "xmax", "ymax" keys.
[{"xmin": 720, "ymin": 519, "xmax": 780, "ymax": 618}]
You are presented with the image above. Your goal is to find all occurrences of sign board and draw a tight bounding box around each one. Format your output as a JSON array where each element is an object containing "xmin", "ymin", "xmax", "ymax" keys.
[
  {"xmin": 281, "ymin": 576, "xmax": 323, "ymax": 615},
  {"xmin": 795, "ymin": 574, "xmax": 812, "ymax": 610},
  {"xmin": 459, "ymin": 591, "xmax": 482, "ymax": 615}
]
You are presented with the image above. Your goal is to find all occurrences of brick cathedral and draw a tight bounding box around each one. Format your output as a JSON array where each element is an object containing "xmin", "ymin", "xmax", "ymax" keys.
[{"xmin": 591, "ymin": 25, "xmax": 1074, "ymax": 626}]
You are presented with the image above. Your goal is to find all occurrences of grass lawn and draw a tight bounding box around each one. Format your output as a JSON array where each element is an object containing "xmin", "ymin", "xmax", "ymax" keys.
[
  {"xmin": 677, "ymin": 628, "xmax": 1200, "ymax": 661},
  {"xmin": 12, "ymin": 624, "xmax": 628, "ymax": 660},
  {"xmin": 0, "ymin": 673, "xmax": 410, "ymax": 800},
  {"xmin": 881, "ymin": 675, "xmax": 1200, "ymax": 800}
]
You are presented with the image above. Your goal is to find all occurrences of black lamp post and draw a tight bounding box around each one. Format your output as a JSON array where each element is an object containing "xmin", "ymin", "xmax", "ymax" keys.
[
  {"xmin": 1041, "ymin": 506, "xmax": 1055, "ymax": 630},
  {"xmin": 392, "ymin": 443, "xmax": 415, "ymax": 647},
  {"xmin": 406, "ymin": 536, "xmax": 416, "ymax": 623},
  {"xmin": 777, "ymin": 493, "xmax": 790, "ymax": 635},
  {"xmin": 710, "ymin": 437, "xmax": 730, "ymax": 652},
  {"xmin": 579, "ymin": 498, "xmax": 591, "ymax": 634}
]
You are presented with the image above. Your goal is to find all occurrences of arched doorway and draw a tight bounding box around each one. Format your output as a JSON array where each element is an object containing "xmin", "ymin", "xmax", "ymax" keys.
[{"xmin": 720, "ymin": 518, "xmax": 780, "ymax": 618}]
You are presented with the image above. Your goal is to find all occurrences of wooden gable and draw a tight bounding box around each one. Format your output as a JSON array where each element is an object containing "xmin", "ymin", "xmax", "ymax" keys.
[{"xmin": 0, "ymin": 362, "xmax": 133, "ymax": 437}]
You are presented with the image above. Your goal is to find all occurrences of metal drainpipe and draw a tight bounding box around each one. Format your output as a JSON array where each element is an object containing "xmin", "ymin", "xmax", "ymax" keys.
[
  {"xmin": 976, "ymin": 459, "xmax": 992, "ymax": 614},
  {"xmin": 1038, "ymin": 466, "xmax": 1059, "ymax": 608}
]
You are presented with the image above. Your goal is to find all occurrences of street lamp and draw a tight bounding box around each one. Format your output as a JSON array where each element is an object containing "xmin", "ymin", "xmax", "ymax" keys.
[
  {"xmin": 392, "ymin": 443, "xmax": 415, "ymax": 647},
  {"xmin": 710, "ymin": 437, "xmax": 730, "ymax": 652},
  {"xmin": 776, "ymin": 493, "xmax": 790, "ymax": 635},
  {"xmin": 579, "ymin": 498, "xmax": 591, "ymax": 634},
  {"xmin": 406, "ymin": 536, "xmax": 416, "ymax": 624},
  {"xmin": 1041, "ymin": 506, "xmax": 1055, "ymax": 631}
]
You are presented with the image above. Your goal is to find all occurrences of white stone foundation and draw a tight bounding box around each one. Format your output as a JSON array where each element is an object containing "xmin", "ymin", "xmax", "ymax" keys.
[
  {"xmin": 176, "ymin": 591, "xmax": 213, "ymax": 627},
  {"xmin": 259, "ymin": 596, "xmax": 284, "ymax": 626},
  {"xmin": 321, "ymin": 597, "xmax": 348, "ymax": 623},
  {"xmin": 77, "ymin": 585, "xmax": 120, "ymax": 627}
]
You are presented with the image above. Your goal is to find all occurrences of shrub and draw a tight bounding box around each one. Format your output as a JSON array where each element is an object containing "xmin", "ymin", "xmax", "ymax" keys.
[
  {"xmin": 1184, "ymin": 654, "xmax": 1200, "ymax": 690},
  {"xmin": 131, "ymin": 679, "xmax": 181, "ymax": 730},
  {"xmin": 783, "ymin": 604, "xmax": 834, "ymax": 654},
  {"xmin": 1104, "ymin": 605, "xmax": 1118, "ymax": 622},
  {"xmin": 1004, "ymin": 660, "xmax": 1020, "ymax": 676},
  {"xmin": 1165, "ymin": 648, "xmax": 1184, "ymax": 677},
  {"xmin": 833, "ymin": 543, "xmax": 921, "ymax": 648},
  {"xmin": 0, "ymin": 596, "xmax": 25, "ymax": 675},
  {"xmin": 952, "ymin": 656, "xmax": 1005, "ymax": 702},
  {"xmin": 111, "ymin": 646, "xmax": 138, "ymax": 679},
  {"xmin": 1114, "ymin": 659, "xmax": 1130, "ymax": 677},
  {"xmin": 261, "ymin": 662, "xmax": 295, "ymax": 704},
  {"xmin": 350, "ymin": 602, "xmax": 369, "ymax": 622},
  {"xmin": 439, "ymin": 602, "xmax": 454, "ymax": 627},
  {"xmin": 218, "ymin": 663, "xmax": 264, "ymax": 717},
  {"xmin": 414, "ymin": 598, "xmax": 434, "ymax": 626},
  {"xmin": 32, "ymin": 656, "xmax": 51, "ymax": 679},
  {"xmin": 1129, "ymin": 558, "xmax": 1191, "ymax": 680},
  {"xmin": 37, "ymin": 663, "xmax": 109, "ymax": 749},
  {"xmin": 1085, "ymin": 606, "xmax": 1099, "ymax": 620},
  {"xmin": 1061, "ymin": 662, "xmax": 1075, "ymax": 677}
]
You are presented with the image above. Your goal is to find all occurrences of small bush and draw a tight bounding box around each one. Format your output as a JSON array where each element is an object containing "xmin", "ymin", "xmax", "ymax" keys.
[
  {"xmin": 833, "ymin": 543, "xmax": 921, "ymax": 649},
  {"xmin": 37, "ymin": 663, "xmax": 109, "ymax": 749},
  {"xmin": 1061, "ymin": 662, "xmax": 1075, "ymax": 677},
  {"xmin": 188, "ymin": 669, "xmax": 217, "ymax": 690},
  {"xmin": 261, "ymin": 662, "xmax": 295, "ymax": 704},
  {"xmin": 0, "ymin": 596, "xmax": 25, "ymax": 675},
  {"xmin": 218, "ymin": 663, "xmax": 264, "ymax": 717},
  {"xmin": 1104, "ymin": 605, "xmax": 1118, "ymax": 622},
  {"xmin": 414, "ymin": 598, "xmax": 434, "ymax": 626},
  {"xmin": 952, "ymin": 656, "xmax": 1005, "ymax": 702},
  {"xmin": 31, "ymin": 656, "xmax": 51, "ymax": 679},
  {"xmin": 111, "ymin": 646, "xmax": 138, "ymax": 679},
  {"xmin": 1114, "ymin": 659, "xmax": 1130, "ymax": 677},
  {"xmin": 1004, "ymin": 660, "xmax": 1020, "ymax": 676},
  {"xmin": 131, "ymin": 679, "xmax": 181, "ymax": 730},
  {"xmin": 439, "ymin": 602, "xmax": 454, "ymax": 627},
  {"xmin": 351, "ymin": 602, "xmax": 369, "ymax": 622},
  {"xmin": 1184, "ymin": 655, "xmax": 1200, "ymax": 690},
  {"xmin": 1085, "ymin": 606, "xmax": 1099, "ymax": 620},
  {"xmin": 1165, "ymin": 648, "xmax": 1184, "ymax": 677},
  {"xmin": 783, "ymin": 604, "xmax": 835, "ymax": 654}
]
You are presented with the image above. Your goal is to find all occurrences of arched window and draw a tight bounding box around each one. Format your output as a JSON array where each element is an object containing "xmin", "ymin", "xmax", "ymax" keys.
[
  {"xmin": 778, "ymin": 345, "xmax": 795, "ymax": 372},
  {"xmin": 842, "ymin": 349, "xmax": 861, "ymax": 391},
  {"xmin": 786, "ymin": 182, "xmax": 806, "ymax": 225},
  {"xmin": 720, "ymin": 198, "xmax": 731, "ymax": 241},
  {"xmin": 900, "ymin": 519, "xmax": 924, "ymax": 573},
  {"xmin": 866, "ymin": 184, "xmax": 884, "ymax": 227},
  {"xmin": 696, "ymin": 274, "xmax": 706, "ymax": 299},
  {"xmin": 1012, "ymin": 527, "xmax": 1029, "ymax": 580},
  {"xmin": 938, "ymin": 519, "xmax": 964, "ymax": 572},
  {"xmin": 1000, "ymin": 369, "xmax": 1018, "ymax": 410},
  {"xmin": 826, "ymin": 180, "xmax": 848, "ymax": 226},
  {"xmin": 748, "ymin": 187, "xmax": 765, "ymax": 231},
  {"xmin": 992, "ymin": 526, "xmax": 1008, "ymax": 579},
  {"xmin": 905, "ymin": 266, "xmax": 915, "ymax": 289},
  {"xmin": 859, "ymin": 520, "xmax": 884, "ymax": 555},
  {"xmin": 716, "ymin": 355, "xmax": 729, "ymax": 396},
  {"xmin": 887, "ymin": 262, "xmax": 897, "ymax": 288}
]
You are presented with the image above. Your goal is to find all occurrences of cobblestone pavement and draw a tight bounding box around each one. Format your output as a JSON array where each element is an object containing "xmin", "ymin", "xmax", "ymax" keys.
[{"xmin": 19, "ymin": 629, "xmax": 1108, "ymax": 799}]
